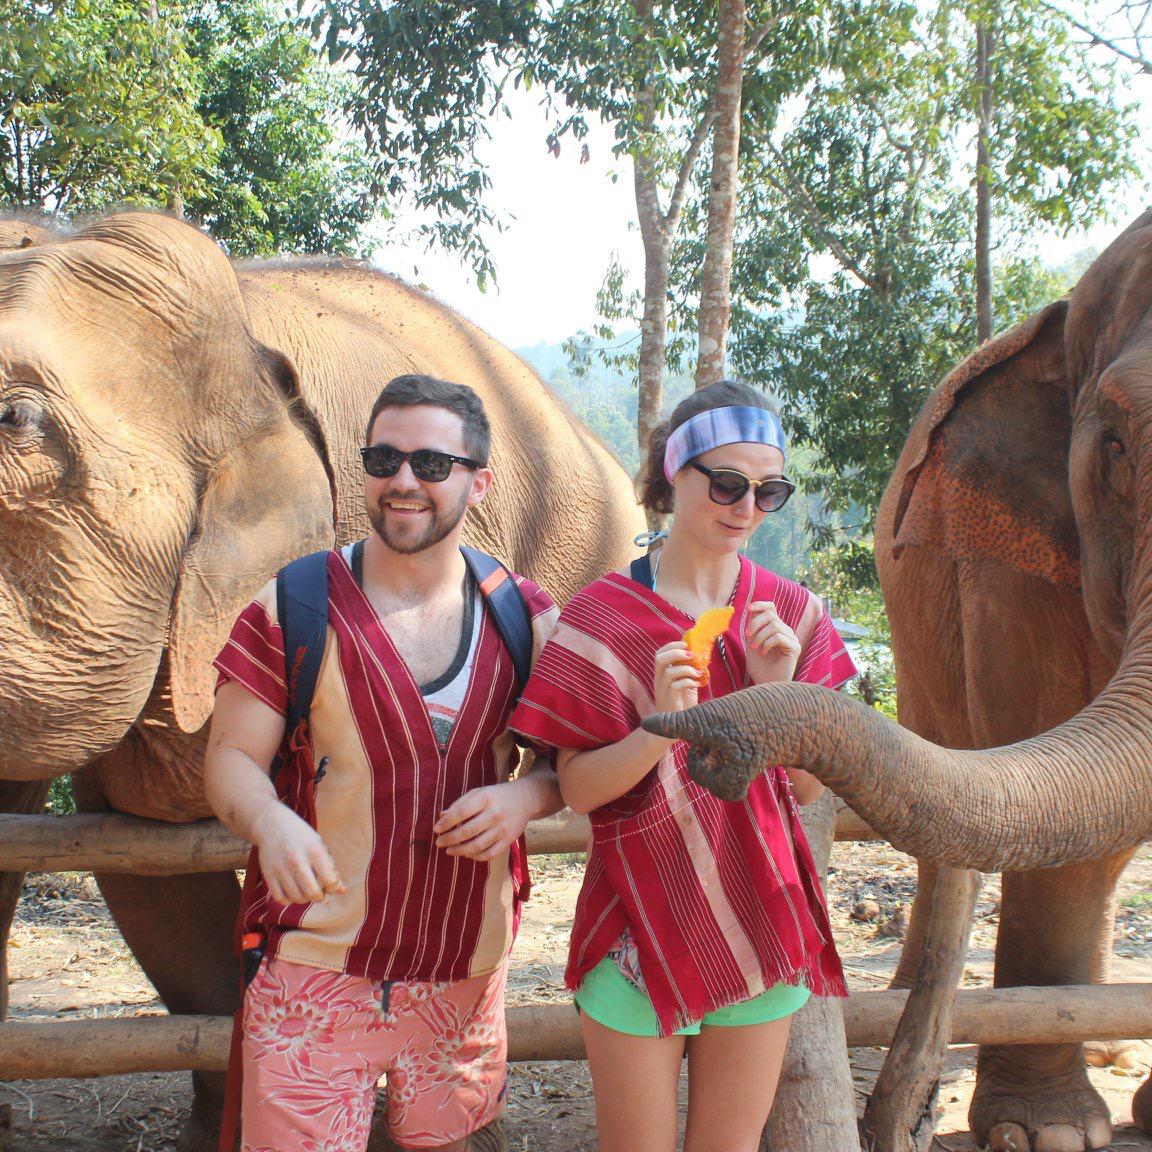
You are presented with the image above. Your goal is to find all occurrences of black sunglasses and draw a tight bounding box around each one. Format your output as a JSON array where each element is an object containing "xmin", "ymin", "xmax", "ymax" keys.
[
  {"xmin": 360, "ymin": 444, "xmax": 484, "ymax": 482},
  {"xmin": 690, "ymin": 461, "xmax": 796, "ymax": 513}
]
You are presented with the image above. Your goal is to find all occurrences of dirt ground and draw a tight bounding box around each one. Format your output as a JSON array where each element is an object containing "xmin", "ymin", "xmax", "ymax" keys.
[{"xmin": 1, "ymin": 841, "xmax": 1150, "ymax": 1151}]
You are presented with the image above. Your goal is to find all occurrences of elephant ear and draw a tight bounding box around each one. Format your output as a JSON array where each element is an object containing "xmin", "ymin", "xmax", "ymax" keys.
[
  {"xmin": 891, "ymin": 299, "xmax": 1080, "ymax": 591},
  {"xmin": 168, "ymin": 348, "xmax": 336, "ymax": 733}
]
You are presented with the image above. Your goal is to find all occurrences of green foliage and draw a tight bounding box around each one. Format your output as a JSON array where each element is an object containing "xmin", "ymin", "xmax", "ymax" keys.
[
  {"xmin": 707, "ymin": 0, "xmax": 1141, "ymax": 531},
  {"xmin": 314, "ymin": 1, "xmax": 826, "ymax": 284},
  {"xmin": 0, "ymin": 0, "xmax": 218, "ymax": 212},
  {"xmin": 184, "ymin": 0, "xmax": 377, "ymax": 257},
  {"xmin": 797, "ymin": 540, "xmax": 897, "ymax": 719},
  {"xmin": 0, "ymin": 0, "xmax": 378, "ymax": 257},
  {"xmin": 48, "ymin": 776, "xmax": 76, "ymax": 816}
]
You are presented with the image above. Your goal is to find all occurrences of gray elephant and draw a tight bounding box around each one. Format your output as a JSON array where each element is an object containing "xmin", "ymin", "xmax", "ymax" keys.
[
  {"xmin": 647, "ymin": 208, "xmax": 1152, "ymax": 1152},
  {"xmin": 0, "ymin": 212, "xmax": 645, "ymax": 1149}
]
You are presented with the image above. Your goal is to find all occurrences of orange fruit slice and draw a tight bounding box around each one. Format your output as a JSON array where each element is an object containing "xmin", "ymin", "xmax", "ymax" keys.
[{"xmin": 682, "ymin": 606, "xmax": 734, "ymax": 686}]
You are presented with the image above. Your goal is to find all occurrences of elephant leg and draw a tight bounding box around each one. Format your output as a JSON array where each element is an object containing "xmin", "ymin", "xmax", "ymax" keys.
[
  {"xmin": 970, "ymin": 851, "xmax": 1135, "ymax": 1152},
  {"xmin": 0, "ymin": 778, "xmax": 51, "ymax": 1018},
  {"xmin": 879, "ymin": 543, "xmax": 969, "ymax": 994},
  {"xmin": 72, "ymin": 770, "xmax": 242, "ymax": 1152}
]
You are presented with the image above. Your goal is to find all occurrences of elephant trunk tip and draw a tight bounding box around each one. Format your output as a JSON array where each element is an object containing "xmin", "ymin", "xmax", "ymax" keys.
[{"xmin": 641, "ymin": 711, "xmax": 686, "ymax": 740}]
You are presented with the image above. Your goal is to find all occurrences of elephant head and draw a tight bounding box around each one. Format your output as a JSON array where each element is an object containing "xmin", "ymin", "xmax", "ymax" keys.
[
  {"xmin": 645, "ymin": 207, "xmax": 1152, "ymax": 873},
  {"xmin": 0, "ymin": 213, "xmax": 333, "ymax": 783}
]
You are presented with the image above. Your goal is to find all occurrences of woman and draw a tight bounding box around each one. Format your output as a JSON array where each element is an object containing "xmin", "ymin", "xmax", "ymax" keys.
[{"xmin": 510, "ymin": 380, "xmax": 856, "ymax": 1152}]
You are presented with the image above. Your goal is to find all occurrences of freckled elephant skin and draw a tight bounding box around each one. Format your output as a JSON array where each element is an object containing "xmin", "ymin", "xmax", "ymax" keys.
[
  {"xmin": 649, "ymin": 207, "xmax": 1152, "ymax": 1151},
  {"xmin": 0, "ymin": 212, "xmax": 645, "ymax": 1149}
]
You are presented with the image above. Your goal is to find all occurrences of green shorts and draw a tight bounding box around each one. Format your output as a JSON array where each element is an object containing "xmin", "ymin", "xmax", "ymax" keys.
[{"xmin": 574, "ymin": 956, "xmax": 811, "ymax": 1037}]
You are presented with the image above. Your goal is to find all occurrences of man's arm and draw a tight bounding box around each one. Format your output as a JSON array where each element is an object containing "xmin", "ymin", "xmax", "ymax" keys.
[
  {"xmin": 204, "ymin": 681, "xmax": 345, "ymax": 904},
  {"xmin": 433, "ymin": 748, "xmax": 563, "ymax": 862}
]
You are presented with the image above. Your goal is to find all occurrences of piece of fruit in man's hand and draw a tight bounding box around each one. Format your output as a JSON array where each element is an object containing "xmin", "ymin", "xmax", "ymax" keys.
[{"xmin": 682, "ymin": 606, "xmax": 735, "ymax": 687}]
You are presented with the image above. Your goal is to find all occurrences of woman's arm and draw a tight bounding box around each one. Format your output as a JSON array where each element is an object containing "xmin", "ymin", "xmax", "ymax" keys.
[{"xmin": 557, "ymin": 642, "xmax": 701, "ymax": 814}]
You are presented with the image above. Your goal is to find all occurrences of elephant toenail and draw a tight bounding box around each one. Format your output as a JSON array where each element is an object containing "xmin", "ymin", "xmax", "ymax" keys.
[
  {"xmin": 1032, "ymin": 1123, "xmax": 1086, "ymax": 1152},
  {"xmin": 988, "ymin": 1122, "xmax": 1030, "ymax": 1151},
  {"xmin": 1084, "ymin": 1116, "xmax": 1112, "ymax": 1149}
]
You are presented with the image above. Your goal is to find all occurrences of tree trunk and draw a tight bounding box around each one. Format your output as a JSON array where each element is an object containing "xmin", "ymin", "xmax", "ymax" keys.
[
  {"xmin": 763, "ymin": 791, "xmax": 860, "ymax": 1150},
  {"xmin": 631, "ymin": 0, "xmax": 670, "ymax": 530},
  {"xmin": 694, "ymin": 0, "xmax": 746, "ymax": 388},
  {"xmin": 860, "ymin": 866, "xmax": 981, "ymax": 1151},
  {"xmin": 975, "ymin": 19, "xmax": 995, "ymax": 344}
]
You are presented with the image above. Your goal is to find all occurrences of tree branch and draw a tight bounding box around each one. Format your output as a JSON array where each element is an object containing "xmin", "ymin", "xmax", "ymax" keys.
[
  {"xmin": 666, "ymin": 104, "xmax": 716, "ymax": 233},
  {"xmin": 1034, "ymin": 0, "xmax": 1152, "ymax": 73},
  {"xmin": 763, "ymin": 140, "xmax": 882, "ymax": 294}
]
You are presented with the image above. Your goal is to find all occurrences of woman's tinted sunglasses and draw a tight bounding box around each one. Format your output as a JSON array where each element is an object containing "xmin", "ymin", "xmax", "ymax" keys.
[
  {"xmin": 690, "ymin": 461, "xmax": 796, "ymax": 513},
  {"xmin": 360, "ymin": 444, "xmax": 483, "ymax": 483}
]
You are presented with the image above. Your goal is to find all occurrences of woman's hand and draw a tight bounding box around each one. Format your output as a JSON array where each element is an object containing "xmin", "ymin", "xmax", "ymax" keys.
[
  {"xmin": 653, "ymin": 641, "xmax": 702, "ymax": 712},
  {"xmin": 745, "ymin": 601, "xmax": 802, "ymax": 685}
]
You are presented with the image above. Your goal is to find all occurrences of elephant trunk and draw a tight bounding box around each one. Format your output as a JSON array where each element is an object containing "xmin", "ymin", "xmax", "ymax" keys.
[{"xmin": 642, "ymin": 680, "xmax": 1152, "ymax": 872}]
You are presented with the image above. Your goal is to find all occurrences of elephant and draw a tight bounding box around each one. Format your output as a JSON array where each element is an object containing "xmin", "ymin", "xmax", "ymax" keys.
[
  {"xmin": 645, "ymin": 207, "xmax": 1152, "ymax": 1152},
  {"xmin": 0, "ymin": 211, "xmax": 646, "ymax": 1150}
]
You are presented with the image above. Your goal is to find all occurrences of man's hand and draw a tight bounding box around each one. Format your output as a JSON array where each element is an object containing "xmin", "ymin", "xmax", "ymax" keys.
[
  {"xmin": 250, "ymin": 803, "xmax": 346, "ymax": 905},
  {"xmin": 434, "ymin": 781, "xmax": 536, "ymax": 861}
]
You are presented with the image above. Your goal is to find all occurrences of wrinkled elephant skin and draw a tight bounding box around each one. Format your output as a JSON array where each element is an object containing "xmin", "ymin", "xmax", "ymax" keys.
[{"xmin": 0, "ymin": 213, "xmax": 645, "ymax": 1147}]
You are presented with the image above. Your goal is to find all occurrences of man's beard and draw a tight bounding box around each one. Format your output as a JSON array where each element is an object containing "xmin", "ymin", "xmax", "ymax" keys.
[{"xmin": 367, "ymin": 487, "xmax": 471, "ymax": 555}]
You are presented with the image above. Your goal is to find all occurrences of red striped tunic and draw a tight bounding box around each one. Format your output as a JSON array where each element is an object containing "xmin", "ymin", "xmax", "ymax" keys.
[
  {"xmin": 510, "ymin": 556, "xmax": 855, "ymax": 1035},
  {"xmin": 213, "ymin": 550, "xmax": 558, "ymax": 983}
]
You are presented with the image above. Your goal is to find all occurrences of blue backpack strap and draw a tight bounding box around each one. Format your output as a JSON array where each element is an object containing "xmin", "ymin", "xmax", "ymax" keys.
[
  {"xmin": 274, "ymin": 549, "xmax": 331, "ymax": 766},
  {"xmin": 629, "ymin": 552, "xmax": 655, "ymax": 591},
  {"xmin": 461, "ymin": 546, "xmax": 533, "ymax": 694}
]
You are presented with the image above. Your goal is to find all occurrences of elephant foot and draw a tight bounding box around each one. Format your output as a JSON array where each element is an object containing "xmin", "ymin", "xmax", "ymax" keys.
[
  {"xmin": 1133, "ymin": 1072, "xmax": 1152, "ymax": 1135},
  {"xmin": 971, "ymin": 1045, "xmax": 1111, "ymax": 1152}
]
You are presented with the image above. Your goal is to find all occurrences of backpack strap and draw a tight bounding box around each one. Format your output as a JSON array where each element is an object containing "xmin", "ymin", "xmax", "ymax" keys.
[
  {"xmin": 274, "ymin": 549, "xmax": 331, "ymax": 774},
  {"xmin": 630, "ymin": 551, "xmax": 656, "ymax": 591},
  {"xmin": 461, "ymin": 546, "xmax": 533, "ymax": 694}
]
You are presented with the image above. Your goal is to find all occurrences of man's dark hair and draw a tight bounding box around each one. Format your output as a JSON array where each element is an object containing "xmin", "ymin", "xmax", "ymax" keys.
[{"xmin": 365, "ymin": 374, "xmax": 491, "ymax": 465}]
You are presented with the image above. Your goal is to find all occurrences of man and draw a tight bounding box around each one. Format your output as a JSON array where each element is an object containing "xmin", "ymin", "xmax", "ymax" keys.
[{"xmin": 204, "ymin": 374, "xmax": 561, "ymax": 1152}]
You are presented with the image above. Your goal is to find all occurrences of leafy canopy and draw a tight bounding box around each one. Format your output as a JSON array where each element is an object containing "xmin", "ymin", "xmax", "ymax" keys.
[
  {"xmin": 0, "ymin": 0, "xmax": 378, "ymax": 257},
  {"xmin": 0, "ymin": 0, "xmax": 217, "ymax": 212}
]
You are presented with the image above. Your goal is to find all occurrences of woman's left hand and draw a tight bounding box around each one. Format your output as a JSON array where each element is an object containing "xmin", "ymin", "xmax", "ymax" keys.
[{"xmin": 745, "ymin": 601, "xmax": 801, "ymax": 684}]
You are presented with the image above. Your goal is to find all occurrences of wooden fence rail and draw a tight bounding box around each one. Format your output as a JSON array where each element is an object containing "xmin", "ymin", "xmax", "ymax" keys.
[
  {"xmin": 0, "ymin": 986, "xmax": 1148, "ymax": 1079},
  {"xmin": 0, "ymin": 808, "xmax": 877, "ymax": 873}
]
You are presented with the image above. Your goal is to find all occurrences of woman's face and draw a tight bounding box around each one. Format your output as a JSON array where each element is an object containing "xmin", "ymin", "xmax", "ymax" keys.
[{"xmin": 671, "ymin": 440, "xmax": 787, "ymax": 555}]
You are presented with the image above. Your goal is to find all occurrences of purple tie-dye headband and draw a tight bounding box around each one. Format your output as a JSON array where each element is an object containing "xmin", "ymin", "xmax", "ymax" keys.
[{"xmin": 663, "ymin": 405, "xmax": 787, "ymax": 482}]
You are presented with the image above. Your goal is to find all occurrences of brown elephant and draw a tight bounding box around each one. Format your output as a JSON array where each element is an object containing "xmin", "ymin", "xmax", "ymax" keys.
[
  {"xmin": 0, "ymin": 212, "xmax": 645, "ymax": 1150},
  {"xmin": 646, "ymin": 208, "xmax": 1152, "ymax": 1152}
]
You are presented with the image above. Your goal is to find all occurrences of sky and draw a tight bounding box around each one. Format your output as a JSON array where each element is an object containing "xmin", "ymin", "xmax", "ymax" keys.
[
  {"xmin": 370, "ymin": 56, "xmax": 1152, "ymax": 353},
  {"xmin": 371, "ymin": 94, "xmax": 636, "ymax": 349}
]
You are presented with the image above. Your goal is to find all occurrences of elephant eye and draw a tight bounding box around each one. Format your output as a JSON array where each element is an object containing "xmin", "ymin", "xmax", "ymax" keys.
[
  {"xmin": 0, "ymin": 400, "xmax": 37, "ymax": 434},
  {"xmin": 1103, "ymin": 432, "xmax": 1126, "ymax": 458}
]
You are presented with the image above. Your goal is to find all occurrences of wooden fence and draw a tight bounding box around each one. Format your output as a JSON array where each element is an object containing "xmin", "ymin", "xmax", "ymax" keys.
[{"xmin": 1, "ymin": 809, "xmax": 1149, "ymax": 1079}]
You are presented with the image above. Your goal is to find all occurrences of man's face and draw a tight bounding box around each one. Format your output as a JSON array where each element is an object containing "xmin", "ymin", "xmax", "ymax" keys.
[{"xmin": 364, "ymin": 404, "xmax": 492, "ymax": 555}]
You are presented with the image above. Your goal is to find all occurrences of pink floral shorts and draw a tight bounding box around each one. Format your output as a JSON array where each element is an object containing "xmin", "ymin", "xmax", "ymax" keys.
[{"xmin": 241, "ymin": 955, "xmax": 508, "ymax": 1151}]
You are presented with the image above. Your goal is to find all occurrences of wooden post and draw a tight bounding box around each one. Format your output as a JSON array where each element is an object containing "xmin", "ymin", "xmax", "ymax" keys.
[
  {"xmin": 764, "ymin": 791, "xmax": 861, "ymax": 1150},
  {"xmin": 860, "ymin": 865, "xmax": 982, "ymax": 1152}
]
